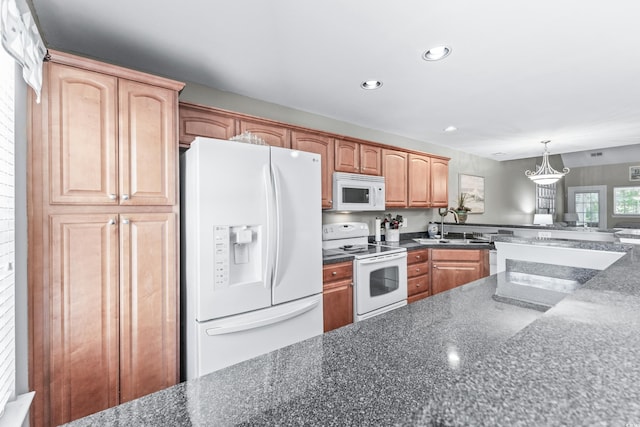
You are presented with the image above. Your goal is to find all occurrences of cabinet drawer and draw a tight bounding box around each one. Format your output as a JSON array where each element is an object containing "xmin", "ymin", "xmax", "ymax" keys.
[
  {"xmin": 322, "ymin": 261, "xmax": 353, "ymax": 284},
  {"xmin": 408, "ymin": 292, "xmax": 430, "ymax": 304},
  {"xmin": 431, "ymin": 249, "xmax": 482, "ymax": 262},
  {"xmin": 408, "ymin": 275, "xmax": 430, "ymax": 297},
  {"xmin": 407, "ymin": 261, "xmax": 429, "ymax": 278},
  {"xmin": 407, "ymin": 249, "xmax": 429, "ymax": 265}
]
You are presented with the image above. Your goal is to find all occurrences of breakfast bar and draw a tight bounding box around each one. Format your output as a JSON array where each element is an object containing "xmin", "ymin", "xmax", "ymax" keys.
[{"xmin": 63, "ymin": 238, "xmax": 640, "ymax": 426}]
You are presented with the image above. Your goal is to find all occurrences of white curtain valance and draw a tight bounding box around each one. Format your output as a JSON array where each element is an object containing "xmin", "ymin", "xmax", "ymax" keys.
[{"xmin": 0, "ymin": 0, "xmax": 46, "ymax": 102}]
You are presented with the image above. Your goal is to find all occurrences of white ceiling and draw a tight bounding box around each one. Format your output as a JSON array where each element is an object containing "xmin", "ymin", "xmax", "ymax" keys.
[{"xmin": 29, "ymin": 0, "xmax": 640, "ymax": 161}]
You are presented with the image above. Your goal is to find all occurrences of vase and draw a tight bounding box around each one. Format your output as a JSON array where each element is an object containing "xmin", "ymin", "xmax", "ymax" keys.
[
  {"xmin": 456, "ymin": 210, "xmax": 468, "ymax": 224},
  {"xmin": 386, "ymin": 229, "xmax": 400, "ymax": 242}
]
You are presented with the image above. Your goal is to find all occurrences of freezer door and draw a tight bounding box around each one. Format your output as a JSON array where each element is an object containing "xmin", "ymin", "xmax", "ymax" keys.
[
  {"xmin": 183, "ymin": 138, "xmax": 273, "ymax": 321},
  {"xmin": 186, "ymin": 293, "xmax": 323, "ymax": 379},
  {"xmin": 270, "ymin": 147, "xmax": 323, "ymax": 305}
]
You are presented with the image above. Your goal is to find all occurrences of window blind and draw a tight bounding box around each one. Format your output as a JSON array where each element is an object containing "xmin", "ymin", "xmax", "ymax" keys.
[{"xmin": 0, "ymin": 40, "xmax": 16, "ymax": 417}]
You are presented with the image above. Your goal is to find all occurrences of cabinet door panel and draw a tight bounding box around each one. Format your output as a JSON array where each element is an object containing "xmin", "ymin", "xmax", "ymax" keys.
[
  {"xmin": 49, "ymin": 64, "xmax": 118, "ymax": 205},
  {"xmin": 119, "ymin": 80, "xmax": 177, "ymax": 206},
  {"xmin": 408, "ymin": 154, "xmax": 431, "ymax": 207},
  {"xmin": 431, "ymin": 262, "xmax": 481, "ymax": 294},
  {"xmin": 382, "ymin": 149, "xmax": 408, "ymax": 207},
  {"xmin": 179, "ymin": 104, "xmax": 236, "ymax": 146},
  {"xmin": 291, "ymin": 131, "xmax": 333, "ymax": 208},
  {"xmin": 119, "ymin": 213, "xmax": 178, "ymax": 402},
  {"xmin": 49, "ymin": 214, "xmax": 119, "ymax": 425},
  {"xmin": 431, "ymin": 158, "xmax": 449, "ymax": 207},
  {"xmin": 323, "ymin": 280, "xmax": 353, "ymax": 332},
  {"xmin": 360, "ymin": 144, "xmax": 382, "ymax": 175},
  {"xmin": 334, "ymin": 139, "xmax": 359, "ymax": 173},
  {"xmin": 239, "ymin": 119, "xmax": 291, "ymax": 148}
]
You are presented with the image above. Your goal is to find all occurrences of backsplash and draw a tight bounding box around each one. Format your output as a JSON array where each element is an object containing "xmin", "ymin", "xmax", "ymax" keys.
[{"xmin": 322, "ymin": 209, "xmax": 442, "ymax": 235}]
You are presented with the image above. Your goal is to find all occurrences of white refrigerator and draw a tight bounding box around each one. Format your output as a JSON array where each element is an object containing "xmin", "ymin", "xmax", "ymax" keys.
[{"xmin": 182, "ymin": 137, "xmax": 323, "ymax": 380}]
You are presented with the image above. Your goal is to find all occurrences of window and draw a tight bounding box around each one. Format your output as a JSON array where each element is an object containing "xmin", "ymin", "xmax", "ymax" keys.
[
  {"xmin": 613, "ymin": 186, "xmax": 640, "ymax": 216},
  {"xmin": 567, "ymin": 185, "xmax": 607, "ymax": 228},
  {"xmin": 0, "ymin": 41, "xmax": 16, "ymax": 416}
]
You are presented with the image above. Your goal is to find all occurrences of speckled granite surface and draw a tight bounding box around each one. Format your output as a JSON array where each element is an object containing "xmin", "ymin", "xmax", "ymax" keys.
[
  {"xmin": 65, "ymin": 242, "xmax": 640, "ymax": 427},
  {"xmin": 63, "ymin": 276, "xmax": 543, "ymax": 426},
  {"xmin": 493, "ymin": 234, "xmax": 631, "ymax": 252}
]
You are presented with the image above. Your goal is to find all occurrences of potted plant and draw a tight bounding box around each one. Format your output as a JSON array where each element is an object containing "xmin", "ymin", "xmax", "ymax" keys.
[
  {"xmin": 452, "ymin": 193, "xmax": 471, "ymax": 224},
  {"xmin": 381, "ymin": 213, "xmax": 403, "ymax": 242}
]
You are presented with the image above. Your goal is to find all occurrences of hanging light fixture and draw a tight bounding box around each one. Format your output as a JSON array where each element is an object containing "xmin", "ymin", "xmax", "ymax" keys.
[{"xmin": 525, "ymin": 140, "xmax": 570, "ymax": 185}]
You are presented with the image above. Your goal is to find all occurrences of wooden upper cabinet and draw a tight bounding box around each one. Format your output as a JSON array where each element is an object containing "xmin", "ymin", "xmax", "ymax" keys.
[
  {"xmin": 291, "ymin": 131, "xmax": 334, "ymax": 209},
  {"xmin": 334, "ymin": 140, "xmax": 359, "ymax": 173},
  {"xmin": 47, "ymin": 63, "xmax": 177, "ymax": 206},
  {"xmin": 119, "ymin": 79, "xmax": 176, "ymax": 206},
  {"xmin": 48, "ymin": 64, "xmax": 119, "ymax": 205},
  {"xmin": 49, "ymin": 214, "xmax": 119, "ymax": 425},
  {"xmin": 119, "ymin": 213, "xmax": 178, "ymax": 403},
  {"xmin": 408, "ymin": 154, "xmax": 431, "ymax": 207},
  {"xmin": 382, "ymin": 149, "xmax": 408, "ymax": 207},
  {"xmin": 360, "ymin": 144, "xmax": 382, "ymax": 175},
  {"xmin": 239, "ymin": 119, "xmax": 291, "ymax": 148},
  {"xmin": 335, "ymin": 140, "xmax": 381, "ymax": 175},
  {"xmin": 431, "ymin": 157, "xmax": 449, "ymax": 207},
  {"xmin": 179, "ymin": 103, "xmax": 236, "ymax": 147}
]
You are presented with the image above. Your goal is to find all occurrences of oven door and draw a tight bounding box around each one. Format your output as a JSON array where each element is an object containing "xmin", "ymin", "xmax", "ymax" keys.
[{"xmin": 354, "ymin": 252, "xmax": 407, "ymax": 318}]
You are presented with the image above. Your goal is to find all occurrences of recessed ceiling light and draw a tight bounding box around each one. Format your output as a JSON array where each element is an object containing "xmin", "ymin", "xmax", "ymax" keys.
[
  {"xmin": 492, "ymin": 152, "xmax": 506, "ymax": 157},
  {"xmin": 443, "ymin": 126, "xmax": 457, "ymax": 132},
  {"xmin": 422, "ymin": 46, "xmax": 452, "ymax": 61},
  {"xmin": 360, "ymin": 80, "xmax": 382, "ymax": 90}
]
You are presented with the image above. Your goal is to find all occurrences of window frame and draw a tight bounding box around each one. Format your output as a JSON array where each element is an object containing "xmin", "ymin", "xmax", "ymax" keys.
[{"xmin": 612, "ymin": 186, "xmax": 640, "ymax": 217}]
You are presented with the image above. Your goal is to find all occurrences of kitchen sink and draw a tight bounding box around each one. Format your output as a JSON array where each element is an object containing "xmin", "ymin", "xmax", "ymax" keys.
[{"xmin": 413, "ymin": 238, "xmax": 489, "ymax": 245}]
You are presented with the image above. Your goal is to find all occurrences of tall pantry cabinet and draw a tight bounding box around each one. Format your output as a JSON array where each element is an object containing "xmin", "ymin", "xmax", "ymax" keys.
[{"xmin": 28, "ymin": 50, "xmax": 184, "ymax": 427}]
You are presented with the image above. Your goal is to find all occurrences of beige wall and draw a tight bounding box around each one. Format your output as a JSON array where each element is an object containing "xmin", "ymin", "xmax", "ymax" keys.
[
  {"xmin": 563, "ymin": 161, "xmax": 640, "ymax": 228},
  {"xmin": 180, "ymin": 82, "xmax": 543, "ymax": 231}
]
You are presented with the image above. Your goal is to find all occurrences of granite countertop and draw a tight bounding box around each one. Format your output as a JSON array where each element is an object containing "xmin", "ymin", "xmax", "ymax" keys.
[
  {"xmin": 323, "ymin": 234, "xmax": 493, "ymax": 265},
  {"xmin": 66, "ymin": 241, "xmax": 640, "ymax": 426},
  {"xmin": 493, "ymin": 235, "xmax": 632, "ymax": 252}
]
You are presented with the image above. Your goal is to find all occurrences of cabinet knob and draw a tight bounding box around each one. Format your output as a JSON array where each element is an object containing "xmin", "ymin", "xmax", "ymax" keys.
[
  {"xmin": 415, "ymin": 255, "xmax": 421, "ymax": 260},
  {"xmin": 416, "ymin": 268, "xmax": 420, "ymax": 273},
  {"xmin": 108, "ymin": 194, "xmax": 117, "ymax": 200},
  {"xmin": 122, "ymin": 218, "xmax": 130, "ymax": 225},
  {"xmin": 108, "ymin": 218, "xmax": 116, "ymax": 225},
  {"xmin": 332, "ymin": 271, "xmax": 337, "ymax": 276},
  {"xmin": 122, "ymin": 194, "xmax": 130, "ymax": 201},
  {"xmin": 416, "ymin": 282, "xmax": 421, "ymax": 287}
]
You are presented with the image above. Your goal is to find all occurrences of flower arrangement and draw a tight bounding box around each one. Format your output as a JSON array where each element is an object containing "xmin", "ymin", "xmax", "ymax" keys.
[
  {"xmin": 452, "ymin": 193, "xmax": 472, "ymax": 212},
  {"xmin": 381, "ymin": 213, "xmax": 403, "ymax": 229}
]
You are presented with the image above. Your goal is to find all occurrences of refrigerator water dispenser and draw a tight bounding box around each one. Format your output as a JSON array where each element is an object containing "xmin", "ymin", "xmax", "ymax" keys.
[{"xmin": 213, "ymin": 225, "xmax": 262, "ymax": 289}]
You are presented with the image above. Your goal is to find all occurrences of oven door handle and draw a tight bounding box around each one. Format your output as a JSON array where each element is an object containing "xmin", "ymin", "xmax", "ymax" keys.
[{"xmin": 358, "ymin": 252, "xmax": 406, "ymax": 265}]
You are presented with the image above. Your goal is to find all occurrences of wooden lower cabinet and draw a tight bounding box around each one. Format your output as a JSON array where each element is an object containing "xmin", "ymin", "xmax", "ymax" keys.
[
  {"xmin": 431, "ymin": 249, "xmax": 489, "ymax": 295},
  {"xmin": 44, "ymin": 213, "xmax": 178, "ymax": 425},
  {"xmin": 322, "ymin": 261, "xmax": 353, "ymax": 332},
  {"xmin": 407, "ymin": 249, "xmax": 430, "ymax": 303}
]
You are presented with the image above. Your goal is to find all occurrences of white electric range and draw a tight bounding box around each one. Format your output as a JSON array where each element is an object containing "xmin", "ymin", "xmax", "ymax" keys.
[{"xmin": 322, "ymin": 222, "xmax": 408, "ymax": 321}]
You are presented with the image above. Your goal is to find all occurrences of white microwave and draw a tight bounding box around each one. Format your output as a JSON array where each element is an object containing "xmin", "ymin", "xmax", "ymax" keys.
[{"xmin": 330, "ymin": 172, "xmax": 385, "ymax": 211}]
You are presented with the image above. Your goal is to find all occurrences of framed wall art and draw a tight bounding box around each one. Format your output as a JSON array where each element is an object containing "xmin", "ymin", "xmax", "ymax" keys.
[
  {"xmin": 629, "ymin": 166, "xmax": 640, "ymax": 182},
  {"xmin": 459, "ymin": 174, "xmax": 485, "ymax": 213}
]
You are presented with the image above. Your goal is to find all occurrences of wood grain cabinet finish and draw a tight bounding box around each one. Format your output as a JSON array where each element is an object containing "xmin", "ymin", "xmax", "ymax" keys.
[
  {"xmin": 430, "ymin": 157, "xmax": 449, "ymax": 207},
  {"xmin": 239, "ymin": 119, "xmax": 291, "ymax": 148},
  {"xmin": 408, "ymin": 154, "xmax": 431, "ymax": 207},
  {"xmin": 47, "ymin": 65, "xmax": 176, "ymax": 206},
  {"xmin": 179, "ymin": 103, "xmax": 236, "ymax": 147},
  {"xmin": 407, "ymin": 249, "xmax": 430, "ymax": 303},
  {"xmin": 431, "ymin": 249, "xmax": 488, "ymax": 295},
  {"xmin": 322, "ymin": 262, "xmax": 353, "ymax": 332},
  {"xmin": 29, "ymin": 51, "xmax": 183, "ymax": 427},
  {"xmin": 335, "ymin": 140, "xmax": 381, "ymax": 175},
  {"xmin": 291, "ymin": 131, "xmax": 334, "ymax": 209},
  {"xmin": 382, "ymin": 149, "xmax": 408, "ymax": 207}
]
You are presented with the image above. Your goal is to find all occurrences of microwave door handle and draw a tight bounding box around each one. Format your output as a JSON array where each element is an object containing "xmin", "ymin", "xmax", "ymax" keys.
[{"xmin": 370, "ymin": 186, "xmax": 376, "ymax": 207}]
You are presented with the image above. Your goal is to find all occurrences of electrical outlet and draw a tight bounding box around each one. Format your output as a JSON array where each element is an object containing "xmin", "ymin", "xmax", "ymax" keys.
[{"xmin": 402, "ymin": 218, "xmax": 408, "ymax": 228}]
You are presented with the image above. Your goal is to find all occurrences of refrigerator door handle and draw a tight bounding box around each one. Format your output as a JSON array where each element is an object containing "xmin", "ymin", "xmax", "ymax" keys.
[
  {"xmin": 204, "ymin": 298, "xmax": 321, "ymax": 336},
  {"xmin": 271, "ymin": 163, "xmax": 283, "ymax": 287},
  {"xmin": 264, "ymin": 165, "xmax": 276, "ymax": 287}
]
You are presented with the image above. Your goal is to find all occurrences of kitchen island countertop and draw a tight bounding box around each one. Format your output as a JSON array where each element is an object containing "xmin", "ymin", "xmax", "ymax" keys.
[{"xmin": 65, "ymin": 240, "xmax": 640, "ymax": 426}]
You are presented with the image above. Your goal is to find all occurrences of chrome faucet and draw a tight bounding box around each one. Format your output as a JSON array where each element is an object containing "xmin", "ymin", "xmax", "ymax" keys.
[{"xmin": 438, "ymin": 208, "xmax": 459, "ymax": 237}]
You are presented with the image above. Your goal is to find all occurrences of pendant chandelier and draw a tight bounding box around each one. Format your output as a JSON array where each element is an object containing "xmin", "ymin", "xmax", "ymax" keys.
[{"xmin": 525, "ymin": 140, "xmax": 570, "ymax": 185}]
